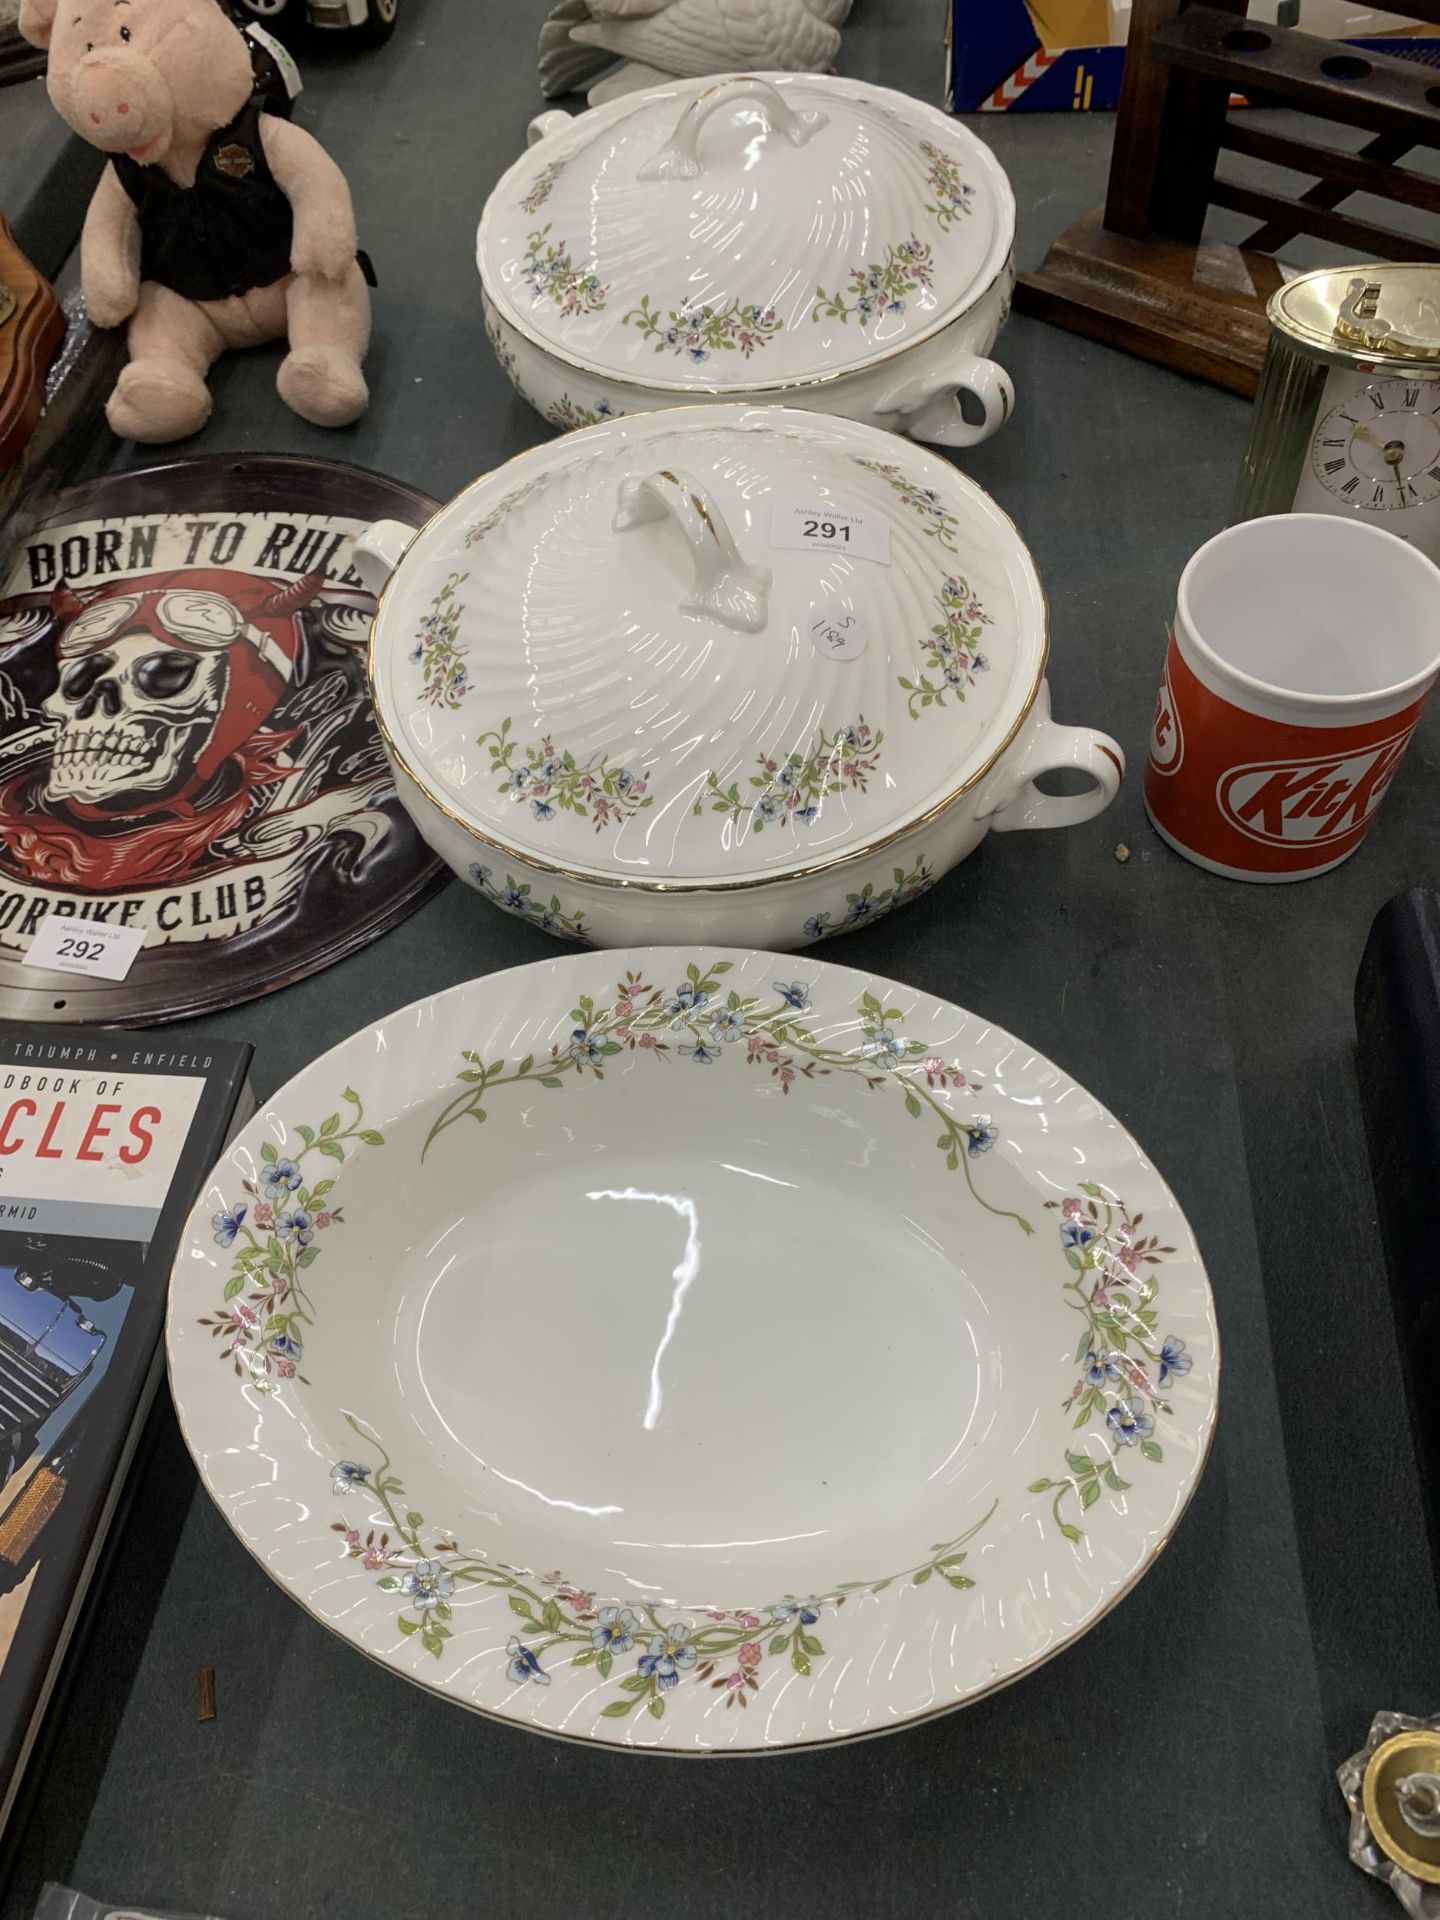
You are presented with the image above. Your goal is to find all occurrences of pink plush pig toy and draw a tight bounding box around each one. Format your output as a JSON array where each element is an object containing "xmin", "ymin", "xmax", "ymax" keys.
[{"xmin": 19, "ymin": 0, "xmax": 371, "ymax": 443}]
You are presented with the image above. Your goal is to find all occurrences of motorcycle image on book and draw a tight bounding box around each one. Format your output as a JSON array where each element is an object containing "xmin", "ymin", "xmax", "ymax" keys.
[
  {"xmin": 0, "ymin": 1239, "xmax": 132, "ymax": 1503},
  {"xmin": 230, "ymin": 0, "xmax": 399, "ymax": 49}
]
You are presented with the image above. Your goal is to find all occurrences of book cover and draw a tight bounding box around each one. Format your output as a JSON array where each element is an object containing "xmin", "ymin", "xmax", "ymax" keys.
[{"xmin": 0, "ymin": 1025, "xmax": 252, "ymax": 1835}]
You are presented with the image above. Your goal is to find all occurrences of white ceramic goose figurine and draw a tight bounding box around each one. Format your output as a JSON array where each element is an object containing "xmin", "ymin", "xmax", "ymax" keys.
[{"xmin": 538, "ymin": 0, "xmax": 854, "ymax": 105}]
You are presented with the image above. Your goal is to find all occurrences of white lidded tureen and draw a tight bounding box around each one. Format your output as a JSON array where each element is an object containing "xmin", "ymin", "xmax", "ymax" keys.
[
  {"xmin": 356, "ymin": 407, "xmax": 1122, "ymax": 950},
  {"xmin": 477, "ymin": 72, "xmax": 1017, "ymax": 447},
  {"xmin": 170, "ymin": 948, "xmax": 1218, "ymax": 1754}
]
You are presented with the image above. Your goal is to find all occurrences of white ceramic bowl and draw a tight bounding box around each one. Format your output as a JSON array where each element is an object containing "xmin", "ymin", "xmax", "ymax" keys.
[
  {"xmin": 356, "ymin": 406, "xmax": 1123, "ymax": 950},
  {"xmin": 169, "ymin": 946, "xmax": 1218, "ymax": 1754},
  {"xmin": 478, "ymin": 72, "xmax": 1017, "ymax": 449}
]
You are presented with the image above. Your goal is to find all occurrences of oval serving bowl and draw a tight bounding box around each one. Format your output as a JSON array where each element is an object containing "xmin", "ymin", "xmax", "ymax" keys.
[
  {"xmin": 170, "ymin": 948, "xmax": 1218, "ymax": 1755},
  {"xmin": 355, "ymin": 405, "xmax": 1123, "ymax": 951},
  {"xmin": 478, "ymin": 72, "xmax": 1017, "ymax": 449}
]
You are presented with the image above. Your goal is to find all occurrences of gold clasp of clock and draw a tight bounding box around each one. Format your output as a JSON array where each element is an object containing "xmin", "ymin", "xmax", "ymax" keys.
[{"xmin": 1335, "ymin": 278, "xmax": 1440, "ymax": 363}]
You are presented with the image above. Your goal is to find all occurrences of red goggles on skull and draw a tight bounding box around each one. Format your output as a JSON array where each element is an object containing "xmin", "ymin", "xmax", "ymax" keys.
[{"xmin": 59, "ymin": 588, "xmax": 300, "ymax": 686}]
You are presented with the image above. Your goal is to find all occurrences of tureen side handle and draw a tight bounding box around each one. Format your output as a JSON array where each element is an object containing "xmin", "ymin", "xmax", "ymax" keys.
[
  {"xmin": 351, "ymin": 519, "xmax": 415, "ymax": 599},
  {"xmin": 894, "ymin": 351, "xmax": 1015, "ymax": 450},
  {"xmin": 977, "ymin": 682, "xmax": 1125, "ymax": 833},
  {"xmin": 614, "ymin": 468, "xmax": 773, "ymax": 635},
  {"xmin": 637, "ymin": 76, "xmax": 827, "ymax": 183},
  {"xmin": 527, "ymin": 110, "xmax": 572, "ymax": 149}
]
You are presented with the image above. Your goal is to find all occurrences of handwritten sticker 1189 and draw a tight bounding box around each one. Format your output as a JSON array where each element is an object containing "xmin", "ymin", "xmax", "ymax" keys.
[{"xmin": 807, "ymin": 609, "xmax": 868, "ymax": 663}]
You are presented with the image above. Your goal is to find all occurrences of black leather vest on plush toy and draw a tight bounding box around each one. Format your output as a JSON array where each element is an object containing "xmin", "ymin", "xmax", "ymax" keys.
[{"xmin": 113, "ymin": 100, "xmax": 294, "ymax": 304}]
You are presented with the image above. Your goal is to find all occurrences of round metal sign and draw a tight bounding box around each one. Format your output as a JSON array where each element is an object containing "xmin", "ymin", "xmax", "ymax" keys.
[{"xmin": 0, "ymin": 454, "xmax": 446, "ymax": 1024}]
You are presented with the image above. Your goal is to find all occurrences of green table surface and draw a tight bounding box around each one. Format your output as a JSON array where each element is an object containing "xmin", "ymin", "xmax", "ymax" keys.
[{"xmin": 3, "ymin": 4, "xmax": 1439, "ymax": 1914}]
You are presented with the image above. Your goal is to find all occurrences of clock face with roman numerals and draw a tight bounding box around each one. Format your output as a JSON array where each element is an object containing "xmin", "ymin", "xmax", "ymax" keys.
[{"xmin": 1310, "ymin": 378, "xmax": 1440, "ymax": 511}]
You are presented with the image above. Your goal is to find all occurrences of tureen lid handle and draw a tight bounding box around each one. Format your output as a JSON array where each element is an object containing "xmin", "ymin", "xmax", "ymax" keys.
[
  {"xmin": 614, "ymin": 468, "xmax": 772, "ymax": 635},
  {"xmin": 637, "ymin": 76, "xmax": 828, "ymax": 184}
]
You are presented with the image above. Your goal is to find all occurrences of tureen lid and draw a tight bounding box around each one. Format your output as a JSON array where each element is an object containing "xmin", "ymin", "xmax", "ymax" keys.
[
  {"xmin": 372, "ymin": 407, "xmax": 1045, "ymax": 889},
  {"xmin": 477, "ymin": 73, "xmax": 1014, "ymax": 392}
]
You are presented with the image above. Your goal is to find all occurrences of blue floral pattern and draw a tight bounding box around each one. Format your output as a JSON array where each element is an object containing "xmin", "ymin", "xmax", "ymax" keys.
[
  {"xmin": 920, "ymin": 140, "xmax": 975, "ymax": 233},
  {"xmin": 507, "ymin": 1637, "xmax": 551, "ymax": 1686},
  {"xmin": 1159, "ymin": 1336, "xmax": 1192, "ymax": 1387},
  {"xmin": 1084, "ymin": 1347, "xmax": 1122, "ymax": 1389},
  {"xmin": 804, "ymin": 857, "xmax": 937, "ymax": 944},
  {"xmin": 401, "ymin": 1560, "xmax": 456, "ymax": 1606},
  {"xmin": 212, "ymin": 1204, "xmax": 247, "ymax": 1249},
  {"xmin": 413, "ymin": 571, "xmax": 470, "ymax": 710},
  {"xmin": 666, "ymin": 982, "xmax": 709, "ymax": 1026},
  {"xmin": 329, "ymin": 1413, "xmax": 997, "ymax": 1716},
  {"xmin": 568, "ymin": 1029, "xmax": 606, "ymax": 1065},
  {"xmin": 854, "ymin": 459, "xmax": 960, "ymax": 555},
  {"xmin": 861, "ymin": 1027, "xmax": 913, "ymax": 1072},
  {"xmin": 277, "ymin": 1208, "xmax": 314, "ymax": 1247},
  {"xmin": 520, "ymin": 159, "xmax": 564, "ymax": 215},
  {"xmin": 522, "ymin": 225, "xmax": 607, "ymax": 316},
  {"xmin": 1030, "ymin": 1191, "xmax": 1191, "ymax": 1542},
  {"xmin": 771, "ymin": 1601, "xmax": 819, "ymax": 1626},
  {"xmin": 639, "ymin": 1623, "xmax": 697, "ymax": 1690},
  {"xmin": 423, "ymin": 965, "xmax": 1033, "ymax": 1238},
  {"xmin": 592, "ymin": 1606, "xmax": 638, "ymax": 1654},
  {"xmin": 548, "ymin": 394, "xmax": 620, "ymax": 431},
  {"xmin": 1106, "ymin": 1398, "xmax": 1155, "ymax": 1447},
  {"xmin": 465, "ymin": 865, "xmax": 590, "ymax": 944},
  {"xmin": 897, "ymin": 573, "xmax": 994, "ymax": 719},
  {"xmin": 709, "ymin": 1007, "xmax": 746, "ymax": 1045},
  {"xmin": 695, "ymin": 719, "xmax": 882, "ymax": 836},
  {"xmin": 623, "ymin": 294, "xmax": 783, "ymax": 361},
  {"xmin": 262, "ymin": 1158, "xmax": 302, "ymax": 1203},
  {"xmin": 812, "ymin": 237, "xmax": 934, "ymax": 328},
  {"xmin": 476, "ymin": 717, "xmax": 652, "ymax": 834},
  {"xmin": 198, "ymin": 1092, "xmax": 379, "ymax": 1392}
]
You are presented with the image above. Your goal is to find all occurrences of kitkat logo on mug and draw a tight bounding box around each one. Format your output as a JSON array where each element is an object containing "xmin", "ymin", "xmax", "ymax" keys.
[
  {"xmin": 1144, "ymin": 626, "xmax": 1430, "ymax": 880},
  {"xmin": 1145, "ymin": 515, "xmax": 1440, "ymax": 883},
  {"xmin": 1148, "ymin": 654, "xmax": 1183, "ymax": 777},
  {"xmin": 1218, "ymin": 728, "xmax": 1414, "ymax": 850}
]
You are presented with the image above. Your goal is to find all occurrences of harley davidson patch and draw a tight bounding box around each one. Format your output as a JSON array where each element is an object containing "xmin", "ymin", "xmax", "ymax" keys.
[{"xmin": 214, "ymin": 143, "xmax": 255, "ymax": 180}]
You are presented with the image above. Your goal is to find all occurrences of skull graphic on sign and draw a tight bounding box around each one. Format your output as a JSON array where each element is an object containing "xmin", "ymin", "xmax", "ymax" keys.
[{"xmin": 40, "ymin": 568, "xmax": 323, "ymax": 812}]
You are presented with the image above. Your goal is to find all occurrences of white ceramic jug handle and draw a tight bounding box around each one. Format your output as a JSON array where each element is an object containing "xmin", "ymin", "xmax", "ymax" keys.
[
  {"xmin": 977, "ymin": 683, "xmax": 1125, "ymax": 833},
  {"xmin": 638, "ymin": 76, "xmax": 827, "ymax": 183},
  {"xmin": 614, "ymin": 468, "xmax": 772, "ymax": 634},
  {"xmin": 899, "ymin": 351, "xmax": 1015, "ymax": 450},
  {"xmin": 527, "ymin": 109, "xmax": 572, "ymax": 148},
  {"xmin": 351, "ymin": 519, "xmax": 413, "ymax": 599}
]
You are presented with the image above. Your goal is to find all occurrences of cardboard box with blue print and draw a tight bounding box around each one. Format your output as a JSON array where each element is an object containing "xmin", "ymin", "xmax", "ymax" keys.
[{"xmin": 946, "ymin": 2, "xmax": 1439, "ymax": 113}]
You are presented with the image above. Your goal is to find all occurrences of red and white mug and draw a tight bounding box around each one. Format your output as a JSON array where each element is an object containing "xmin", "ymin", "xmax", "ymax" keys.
[{"xmin": 1146, "ymin": 513, "xmax": 1440, "ymax": 881}]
